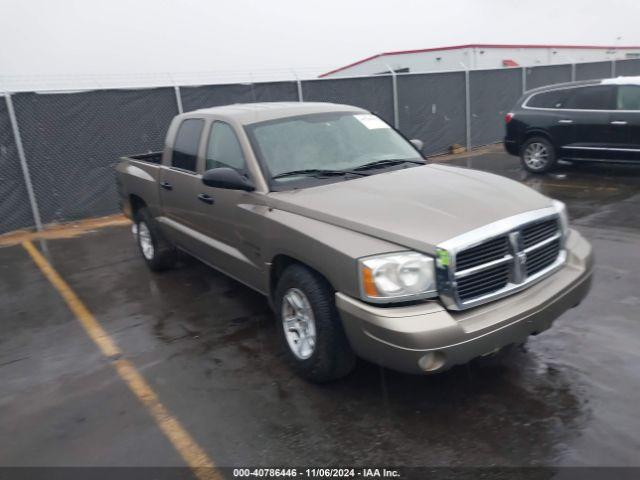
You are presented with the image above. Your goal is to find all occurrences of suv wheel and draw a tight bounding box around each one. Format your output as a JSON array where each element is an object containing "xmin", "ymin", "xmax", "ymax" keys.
[
  {"xmin": 520, "ymin": 137, "xmax": 556, "ymax": 173},
  {"xmin": 134, "ymin": 207, "xmax": 177, "ymax": 271},
  {"xmin": 275, "ymin": 264, "xmax": 355, "ymax": 382}
]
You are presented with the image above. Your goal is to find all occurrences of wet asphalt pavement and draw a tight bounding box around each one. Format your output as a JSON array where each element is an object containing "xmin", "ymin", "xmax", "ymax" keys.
[{"xmin": 1, "ymin": 146, "xmax": 639, "ymax": 470}]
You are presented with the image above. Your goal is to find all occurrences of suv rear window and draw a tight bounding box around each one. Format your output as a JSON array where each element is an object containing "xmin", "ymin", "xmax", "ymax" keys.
[
  {"xmin": 563, "ymin": 85, "xmax": 616, "ymax": 110},
  {"xmin": 172, "ymin": 119, "xmax": 204, "ymax": 172},
  {"xmin": 617, "ymin": 85, "xmax": 640, "ymax": 110},
  {"xmin": 527, "ymin": 89, "xmax": 570, "ymax": 109}
]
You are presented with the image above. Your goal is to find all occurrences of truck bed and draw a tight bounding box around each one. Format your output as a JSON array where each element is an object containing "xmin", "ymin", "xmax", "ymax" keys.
[
  {"xmin": 116, "ymin": 152, "xmax": 163, "ymax": 220},
  {"xmin": 128, "ymin": 151, "xmax": 163, "ymax": 164}
]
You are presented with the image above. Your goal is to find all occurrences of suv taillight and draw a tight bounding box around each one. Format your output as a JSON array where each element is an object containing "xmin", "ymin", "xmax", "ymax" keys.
[{"xmin": 505, "ymin": 112, "xmax": 514, "ymax": 124}]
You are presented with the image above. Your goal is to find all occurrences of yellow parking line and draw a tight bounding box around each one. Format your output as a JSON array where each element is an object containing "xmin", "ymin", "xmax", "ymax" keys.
[
  {"xmin": 22, "ymin": 241, "xmax": 220, "ymax": 480},
  {"xmin": 1, "ymin": 214, "xmax": 131, "ymax": 248}
]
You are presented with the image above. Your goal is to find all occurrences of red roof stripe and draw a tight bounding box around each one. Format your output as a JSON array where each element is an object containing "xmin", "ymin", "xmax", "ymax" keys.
[{"xmin": 318, "ymin": 44, "xmax": 640, "ymax": 77}]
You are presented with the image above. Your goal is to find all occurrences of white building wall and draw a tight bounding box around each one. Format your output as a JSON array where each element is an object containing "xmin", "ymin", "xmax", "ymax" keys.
[{"xmin": 323, "ymin": 47, "xmax": 640, "ymax": 78}]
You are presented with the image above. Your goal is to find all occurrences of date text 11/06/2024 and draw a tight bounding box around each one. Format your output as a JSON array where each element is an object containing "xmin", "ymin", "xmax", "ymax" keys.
[{"xmin": 232, "ymin": 468, "xmax": 401, "ymax": 478}]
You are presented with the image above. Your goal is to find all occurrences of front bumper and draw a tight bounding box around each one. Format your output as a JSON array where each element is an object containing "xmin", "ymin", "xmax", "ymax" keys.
[{"xmin": 336, "ymin": 229, "xmax": 593, "ymax": 374}]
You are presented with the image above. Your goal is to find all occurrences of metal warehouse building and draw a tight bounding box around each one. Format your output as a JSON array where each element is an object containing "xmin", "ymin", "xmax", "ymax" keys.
[{"xmin": 320, "ymin": 44, "xmax": 640, "ymax": 78}]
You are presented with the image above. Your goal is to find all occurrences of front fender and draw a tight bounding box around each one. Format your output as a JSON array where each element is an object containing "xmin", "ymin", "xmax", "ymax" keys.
[{"xmin": 263, "ymin": 209, "xmax": 404, "ymax": 299}]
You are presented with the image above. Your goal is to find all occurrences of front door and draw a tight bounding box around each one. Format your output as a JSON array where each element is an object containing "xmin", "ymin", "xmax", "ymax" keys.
[
  {"xmin": 194, "ymin": 121, "xmax": 265, "ymax": 291},
  {"xmin": 607, "ymin": 85, "xmax": 640, "ymax": 162}
]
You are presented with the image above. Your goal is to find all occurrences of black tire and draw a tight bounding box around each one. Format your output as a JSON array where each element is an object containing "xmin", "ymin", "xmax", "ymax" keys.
[
  {"xmin": 134, "ymin": 207, "xmax": 177, "ymax": 271},
  {"xmin": 520, "ymin": 136, "xmax": 557, "ymax": 173},
  {"xmin": 274, "ymin": 264, "xmax": 356, "ymax": 382}
]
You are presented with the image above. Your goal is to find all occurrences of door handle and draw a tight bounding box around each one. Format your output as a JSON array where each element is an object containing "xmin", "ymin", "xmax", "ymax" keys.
[
  {"xmin": 558, "ymin": 119, "xmax": 573, "ymax": 124},
  {"xmin": 610, "ymin": 121, "xmax": 628, "ymax": 125},
  {"xmin": 198, "ymin": 193, "xmax": 215, "ymax": 205},
  {"xmin": 160, "ymin": 181, "xmax": 173, "ymax": 190}
]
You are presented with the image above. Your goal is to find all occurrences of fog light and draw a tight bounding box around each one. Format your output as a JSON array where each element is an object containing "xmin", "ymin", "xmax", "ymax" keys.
[{"xmin": 418, "ymin": 351, "xmax": 446, "ymax": 372}]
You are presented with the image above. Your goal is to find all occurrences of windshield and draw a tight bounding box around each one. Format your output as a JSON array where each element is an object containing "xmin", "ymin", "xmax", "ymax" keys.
[{"xmin": 245, "ymin": 112, "xmax": 422, "ymax": 184}]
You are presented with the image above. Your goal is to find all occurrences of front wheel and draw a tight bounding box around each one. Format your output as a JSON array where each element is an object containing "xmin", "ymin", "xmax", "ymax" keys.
[
  {"xmin": 275, "ymin": 264, "xmax": 355, "ymax": 383},
  {"xmin": 520, "ymin": 137, "xmax": 557, "ymax": 173}
]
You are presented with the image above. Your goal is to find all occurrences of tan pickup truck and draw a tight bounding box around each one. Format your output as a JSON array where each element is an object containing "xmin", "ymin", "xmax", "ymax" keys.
[{"xmin": 116, "ymin": 102, "xmax": 593, "ymax": 382}]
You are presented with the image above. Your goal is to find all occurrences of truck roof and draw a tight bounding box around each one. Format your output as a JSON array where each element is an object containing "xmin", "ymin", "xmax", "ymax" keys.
[{"xmin": 188, "ymin": 102, "xmax": 367, "ymax": 124}]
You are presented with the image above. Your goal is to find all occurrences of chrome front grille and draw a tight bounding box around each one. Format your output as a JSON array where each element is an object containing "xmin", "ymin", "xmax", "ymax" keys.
[
  {"xmin": 457, "ymin": 262, "xmax": 510, "ymax": 302},
  {"xmin": 522, "ymin": 218, "xmax": 559, "ymax": 248},
  {"xmin": 456, "ymin": 236, "xmax": 509, "ymax": 271},
  {"xmin": 526, "ymin": 238, "xmax": 561, "ymax": 276},
  {"xmin": 436, "ymin": 210, "xmax": 566, "ymax": 310}
]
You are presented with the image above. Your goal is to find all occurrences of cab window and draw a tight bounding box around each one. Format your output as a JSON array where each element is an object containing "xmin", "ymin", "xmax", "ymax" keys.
[
  {"xmin": 172, "ymin": 119, "xmax": 204, "ymax": 172},
  {"xmin": 563, "ymin": 85, "xmax": 616, "ymax": 110},
  {"xmin": 617, "ymin": 85, "xmax": 640, "ymax": 110},
  {"xmin": 205, "ymin": 122, "xmax": 247, "ymax": 172}
]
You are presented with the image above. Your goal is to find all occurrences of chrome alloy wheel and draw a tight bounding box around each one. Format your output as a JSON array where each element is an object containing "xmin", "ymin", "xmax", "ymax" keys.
[
  {"xmin": 281, "ymin": 288, "xmax": 317, "ymax": 360},
  {"xmin": 137, "ymin": 221, "xmax": 155, "ymax": 260},
  {"xmin": 523, "ymin": 142, "xmax": 550, "ymax": 170}
]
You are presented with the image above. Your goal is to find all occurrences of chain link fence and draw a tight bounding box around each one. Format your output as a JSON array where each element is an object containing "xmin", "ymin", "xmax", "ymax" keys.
[
  {"xmin": 11, "ymin": 88, "xmax": 179, "ymax": 228},
  {"xmin": 0, "ymin": 95, "xmax": 35, "ymax": 233},
  {"xmin": 2, "ymin": 58, "xmax": 640, "ymax": 235},
  {"xmin": 470, "ymin": 68, "xmax": 523, "ymax": 147},
  {"xmin": 397, "ymin": 71, "xmax": 467, "ymax": 155},
  {"xmin": 301, "ymin": 76, "xmax": 395, "ymax": 125},
  {"xmin": 180, "ymin": 81, "xmax": 299, "ymax": 112}
]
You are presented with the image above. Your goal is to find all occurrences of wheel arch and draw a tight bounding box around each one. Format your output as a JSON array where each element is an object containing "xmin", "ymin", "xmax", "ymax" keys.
[
  {"xmin": 522, "ymin": 129, "xmax": 556, "ymax": 150},
  {"xmin": 129, "ymin": 194, "xmax": 147, "ymax": 219},
  {"xmin": 269, "ymin": 254, "xmax": 333, "ymax": 308}
]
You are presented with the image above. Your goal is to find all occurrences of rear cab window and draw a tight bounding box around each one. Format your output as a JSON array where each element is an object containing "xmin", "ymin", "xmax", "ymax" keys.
[{"xmin": 172, "ymin": 118, "xmax": 205, "ymax": 172}]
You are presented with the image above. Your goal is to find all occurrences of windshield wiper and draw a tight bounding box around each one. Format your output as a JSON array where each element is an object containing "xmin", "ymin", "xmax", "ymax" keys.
[
  {"xmin": 353, "ymin": 159, "xmax": 425, "ymax": 171},
  {"xmin": 272, "ymin": 168, "xmax": 369, "ymax": 180}
]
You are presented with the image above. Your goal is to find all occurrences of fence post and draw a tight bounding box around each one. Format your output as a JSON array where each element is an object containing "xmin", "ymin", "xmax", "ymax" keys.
[
  {"xmin": 296, "ymin": 79, "xmax": 304, "ymax": 102},
  {"xmin": 4, "ymin": 93, "xmax": 44, "ymax": 232},
  {"xmin": 173, "ymin": 85, "xmax": 184, "ymax": 114},
  {"xmin": 611, "ymin": 60, "xmax": 616, "ymax": 78},
  {"xmin": 386, "ymin": 65, "xmax": 400, "ymax": 129},
  {"xmin": 464, "ymin": 69, "xmax": 471, "ymax": 152},
  {"xmin": 291, "ymin": 70, "xmax": 303, "ymax": 102},
  {"xmin": 571, "ymin": 63, "xmax": 576, "ymax": 82}
]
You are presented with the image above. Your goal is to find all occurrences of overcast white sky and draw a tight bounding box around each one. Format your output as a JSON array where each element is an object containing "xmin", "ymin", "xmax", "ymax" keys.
[{"xmin": 1, "ymin": 0, "xmax": 639, "ymax": 87}]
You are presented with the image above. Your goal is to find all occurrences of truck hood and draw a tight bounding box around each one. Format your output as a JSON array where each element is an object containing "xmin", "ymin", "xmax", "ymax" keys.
[{"xmin": 267, "ymin": 164, "xmax": 553, "ymax": 254}]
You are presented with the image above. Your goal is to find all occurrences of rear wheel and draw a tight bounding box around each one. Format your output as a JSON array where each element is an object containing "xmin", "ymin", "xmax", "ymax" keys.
[
  {"xmin": 275, "ymin": 264, "xmax": 355, "ymax": 382},
  {"xmin": 134, "ymin": 207, "xmax": 177, "ymax": 271},
  {"xmin": 520, "ymin": 137, "xmax": 556, "ymax": 173}
]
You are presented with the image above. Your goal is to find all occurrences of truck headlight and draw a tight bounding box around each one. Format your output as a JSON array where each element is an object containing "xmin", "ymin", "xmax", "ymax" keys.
[
  {"xmin": 358, "ymin": 252, "xmax": 437, "ymax": 303},
  {"xmin": 552, "ymin": 199, "xmax": 569, "ymax": 236}
]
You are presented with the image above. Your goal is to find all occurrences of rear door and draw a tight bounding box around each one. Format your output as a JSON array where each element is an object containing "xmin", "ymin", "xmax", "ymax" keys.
[
  {"xmin": 607, "ymin": 85, "xmax": 640, "ymax": 161},
  {"xmin": 559, "ymin": 85, "xmax": 617, "ymax": 160},
  {"xmin": 523, "ymin": 87, "xmax": 575, "ymax": 148},
  {"xmin": 159, "ymin": 118, "xmax": 206, "ymax": 249}
]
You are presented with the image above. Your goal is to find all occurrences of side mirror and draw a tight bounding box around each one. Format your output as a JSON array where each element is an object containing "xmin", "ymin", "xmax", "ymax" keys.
[
  {"xmin": 410, "ymin": 139, "xmax": 424, "ymax": 152},
  {"xmin": 202, "ymin": 167, "xmax": 255, "ymax": 191}
]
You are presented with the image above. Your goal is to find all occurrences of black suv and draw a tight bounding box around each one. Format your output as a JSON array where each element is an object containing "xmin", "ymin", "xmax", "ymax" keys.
[{"xmin": 504, "ymin": 77, "xmax": 640, "ymax": 173}]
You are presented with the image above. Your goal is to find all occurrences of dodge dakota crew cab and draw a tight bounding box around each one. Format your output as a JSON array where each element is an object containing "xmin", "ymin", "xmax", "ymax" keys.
[{"xmin": 116, "ymin": 102, "xmax": 593, "ymax": 382}]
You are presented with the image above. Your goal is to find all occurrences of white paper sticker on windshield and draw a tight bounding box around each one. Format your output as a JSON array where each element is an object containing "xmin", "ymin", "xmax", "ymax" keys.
[{"xmin": 354, "ymin": 114, "xmax": 390, "ymax": 130}]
